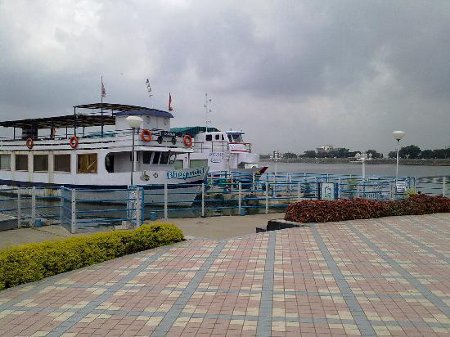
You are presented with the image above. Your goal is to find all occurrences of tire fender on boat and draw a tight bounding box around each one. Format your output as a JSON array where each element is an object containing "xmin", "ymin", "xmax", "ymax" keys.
[
  {"xmin": 140, "ymin": 129, "xmax": 152, "ymax": 142},
  {"xmin": 183, "ymin": 135, "xmax": 193, "ymax": 147},
  {"xmin": 26, "ymin": 138, "xmax": 34, "ymax": 149},
  {"xmin": 69, "ymin": 136, "xmax": 79, "ymax": 149}
]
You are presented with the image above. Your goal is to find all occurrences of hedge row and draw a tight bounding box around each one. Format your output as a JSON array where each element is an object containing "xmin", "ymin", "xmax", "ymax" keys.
[
  {"xmin": 0, "ymin": 223, "xmax": 184, "ymax": 290},
  {"xmin": 285, "ymin": 194, "xmax": 450, "ymax": 223}
]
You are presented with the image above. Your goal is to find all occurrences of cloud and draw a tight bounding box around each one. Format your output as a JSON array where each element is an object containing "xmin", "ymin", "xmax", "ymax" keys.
[{"xmin": 0, "ymin": 0, "xmax": 449, "ymax": 155}]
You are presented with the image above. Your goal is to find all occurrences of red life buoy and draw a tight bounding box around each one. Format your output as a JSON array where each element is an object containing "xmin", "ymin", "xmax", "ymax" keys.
[
  {"xmin": 26, "ymin": 138, "xmax": 34, "ymax": 149},
  {"xmin": 69, "ymin": 136, "xmax": 78, "ymax": 149},
  {"xmin": 140, "ymin": 129, "xmax": 152, "ymax": 142},
  {"xmin": 183, "ymin": 135, "xmax": 193, "ymax": 147}
]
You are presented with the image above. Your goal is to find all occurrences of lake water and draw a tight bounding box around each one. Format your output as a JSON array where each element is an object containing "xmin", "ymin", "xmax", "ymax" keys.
[{"xmin": 261, "ymin": 162, "xmax": 450, "ymax": 177}]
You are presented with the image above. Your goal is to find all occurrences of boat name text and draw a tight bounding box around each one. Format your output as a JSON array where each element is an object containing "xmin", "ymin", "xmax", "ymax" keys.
[{"xmin": 167, "ymin": 167, "xmax": 205, "ymax": 180}]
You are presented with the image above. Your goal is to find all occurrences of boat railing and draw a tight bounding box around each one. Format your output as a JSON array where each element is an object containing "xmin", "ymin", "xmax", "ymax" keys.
[
  {"xmin": 0, "ymin": 127, "xmax": 191, "ymax": 150},
  {"xmin": 228, "ymin": 142, "xmax": 252, "ymax": 153},
  {"xmin": 193, "ymin": 140, "xmax": 229, "ymax": 153}
]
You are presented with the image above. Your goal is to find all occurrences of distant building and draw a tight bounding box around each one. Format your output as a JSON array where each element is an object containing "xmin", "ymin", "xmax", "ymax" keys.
[{"xmin": 316, "ymin": 145, "xmax": 335, "ymax": 154}]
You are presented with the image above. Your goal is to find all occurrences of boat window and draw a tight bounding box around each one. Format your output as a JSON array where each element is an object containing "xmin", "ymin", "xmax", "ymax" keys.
[
  {"xmin": 230, "ymin": 134, "xmax": 243, "ymax": 142},
  {"xmin": 174, "ymin": 160, "xmax": 183, "ymax": 170},
  {"xmin": 206, "ymin": 134, "xmax": 212, "ymax": 141},
  {"xmin": 0, "ymin": 154, "xmax": 11, "ymax": 170},
  {"xmin": 143, "ymin": 151, "xmax": 152, "ymax": 164},
  {"xmin": 160, "ymin": 152, "xmax": 170, "ymax": 164},
  {"xmin": 129, "ymin": 152, "xmax": 140, "ymax": 162},
  {"xmin": 222, "ymin": 135, "xmax": 225, "ymax": 140},
  {"xmin": 15, "ymin": 155, "xmax": 28, "ymax": 171},
  {"xmin": 77, "ymin": 153, "xmax": 97, "ymax": 174},
  {"xmin": 227, "ymin": 135, "xmax": 232, "ymax": 142},
  {"xmin": 54, "ymin": 154, "xmax": 71, "ymax": 172},
  {"xmin": 33, "ymin": 155, "xmax": 48, "ymax": 172},
  {"xmin": 152, "ymin": 151, "xmax": 160, "ymax": 164},
  {"xmin": 190, "ymin": 159, "xmax": 208, "ymax": 168},
  {"xmin": 215, "ymin": 134, "xmax": 220, "ymax": 140},
  {"xmin": 105, "ymin": 153, "xmax": 114, "ymax": 173}
]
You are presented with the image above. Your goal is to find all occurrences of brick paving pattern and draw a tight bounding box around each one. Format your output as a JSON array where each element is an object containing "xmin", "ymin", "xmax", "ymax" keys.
[{"xmin": 0, "ymin": 213, "xmax": 449, "ymax": 336}]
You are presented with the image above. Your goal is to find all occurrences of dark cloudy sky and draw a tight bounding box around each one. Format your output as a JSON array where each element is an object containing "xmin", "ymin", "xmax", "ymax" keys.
[{"xmin": 1, "ymin": 0, "xmax": 449, "ymax": 155}]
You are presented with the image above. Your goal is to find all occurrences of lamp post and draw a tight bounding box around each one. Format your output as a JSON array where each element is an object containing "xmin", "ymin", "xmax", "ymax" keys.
[
  {"xmin": 126, "ymin": 116, "xmax": 143, "ymax": 185},
  {"xmin": 392, "ymin": 130, "xmax": 405, "ymax": 181}
]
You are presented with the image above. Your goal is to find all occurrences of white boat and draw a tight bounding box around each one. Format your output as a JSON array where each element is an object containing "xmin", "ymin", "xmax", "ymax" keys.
[
  {"xmin": 0, "ymin": 103, "xmax": 208, "ymax": 205},
  {"xmin": 170, "ymin": 126, "xmax": 267, "ymax": 176}
]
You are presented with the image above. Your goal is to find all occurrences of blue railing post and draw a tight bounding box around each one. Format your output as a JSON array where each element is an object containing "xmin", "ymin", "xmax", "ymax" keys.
[
  {"xmin": 201, "ymin": 183, "xmax": 205, "ymax": 217},
  {"xmin": 238, "ymin": 182, "xmax": 242, "ymax": 215},
  {"xmin": 31, "ymin": 187, "xmax": 36, "ymax": 227},
  {"xmin": 164, "ymin": 183, "xmax": 168, "ymax": 219},
  {"xmin": 443, "ymin": 176, "xmax": 446, "ymax": 197},
  {"xmin": 134, "ymin": 186, "xmax": 143, "ymax": 227},
  {"xmin": 71, "ymin": 189, "xmax": 76, "ymax": 233},
  {"xmin": 265, "ymin": 182, "xmax": 269, "ymax": 214},
  {"xmin": 17, "ymin": 188, "xmax": 21, "ymax": 228}
]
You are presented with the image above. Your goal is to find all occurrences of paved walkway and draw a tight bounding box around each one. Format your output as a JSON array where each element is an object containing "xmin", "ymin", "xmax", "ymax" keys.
[{"xmin": 0, "ymin": 213, "xmax": 449, "ymax": 336}]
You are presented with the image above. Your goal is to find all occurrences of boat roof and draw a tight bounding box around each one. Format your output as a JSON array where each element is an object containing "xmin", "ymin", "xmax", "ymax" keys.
[
  {"xmin": 0, "ymin": 114, "xmax": 116, "ymax": 129},
  {"xmin": 0, "ymin": 103, "xmax": 173, "ymax": 129},
  {"xmin": 170, "ymin": 126, "xmax": 220, "ymax": 137},
  {"xmin": 76, "ymin": 103, "xmax": 173, "ymax": 118}
]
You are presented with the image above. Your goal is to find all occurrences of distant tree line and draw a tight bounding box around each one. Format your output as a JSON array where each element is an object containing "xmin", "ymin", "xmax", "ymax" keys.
[
  {"xmin": 261, "ymin": 146, "xmax": 450, "ymax": 160},
  {"xmin": 388, "ymin": 145, "xmax": 450, "ymax": 159},
  {"xmin": 264, "ymin": 148, "xmax": 383, "ymax": 159}
]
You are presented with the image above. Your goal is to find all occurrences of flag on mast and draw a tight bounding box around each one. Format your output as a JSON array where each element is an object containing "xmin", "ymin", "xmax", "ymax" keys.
[
  {"xmin": 101, "ymin": 77, "xmax": 106, "ymax": 98},
  {"xmin": 168, "ymin": 93, "xmax": 173, "ymax": 111},
  {"xmin": 146, "ymin": 78, "xmax": 152, "ymax": 96}
]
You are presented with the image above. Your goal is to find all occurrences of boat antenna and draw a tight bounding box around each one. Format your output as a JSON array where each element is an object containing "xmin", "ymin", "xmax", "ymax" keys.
[
  {"xmin": 100, "ymin": 76, "xmax": 107, "ymax": 136},
  {"xmin": 204, "ymin": 92, "xmax": 212, "ymax": 132}
]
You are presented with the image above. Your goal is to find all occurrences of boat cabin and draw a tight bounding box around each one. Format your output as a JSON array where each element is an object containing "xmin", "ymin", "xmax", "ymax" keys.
[{"xmin": 0, "ymin": 103, "xmax": 196, "ymax": 187}]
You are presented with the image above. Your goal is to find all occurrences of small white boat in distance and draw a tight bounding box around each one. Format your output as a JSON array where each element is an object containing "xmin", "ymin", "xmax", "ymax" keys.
[
  {"xmin": 170, "ymin": 126, "xmax": 267, "ymax": 175},
  {"xmin": 0, "ymin": 103, "xmax": 208, "ymax": 205}
]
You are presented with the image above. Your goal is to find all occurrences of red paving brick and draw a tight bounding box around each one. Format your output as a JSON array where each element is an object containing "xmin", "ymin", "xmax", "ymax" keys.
[{"xmin": 0, "ymin": 213, "xmax": 449, "ymax": 336}]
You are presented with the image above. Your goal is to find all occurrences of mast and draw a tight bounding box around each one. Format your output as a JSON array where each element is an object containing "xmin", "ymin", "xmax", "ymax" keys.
[
  {"xmin": 204, "ymin": 92, "xmax": 212, "ymax": 132},
  {"xmin": 100, "ymin": 76, "xmax": 106, "ymax": 136}
]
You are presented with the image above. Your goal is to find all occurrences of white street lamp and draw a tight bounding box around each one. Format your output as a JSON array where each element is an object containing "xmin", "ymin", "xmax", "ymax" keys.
[
  {"xmin": 126, "ymin": 116, "xmax": 143, "ymax": 185},
  {"xmin": 392, "ymin": 130, "xmax": 405, "ymax": 180}
]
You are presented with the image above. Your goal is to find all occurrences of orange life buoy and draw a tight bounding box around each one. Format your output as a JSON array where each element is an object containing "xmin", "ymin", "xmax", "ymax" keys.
[
  {"xmin": 183, "ymin": 135, "xmax": 193, "ymax": 147},
  {"xmin": 140, "ymin": 129, "xmax": 152, "ymax": 142},
  {"xmin": 69, "ymin": 136, "xmax": 78, "ymax": 149},
  {"xmin": 26, "ymin": 138, "xmax": 33, "ymax": 149}
]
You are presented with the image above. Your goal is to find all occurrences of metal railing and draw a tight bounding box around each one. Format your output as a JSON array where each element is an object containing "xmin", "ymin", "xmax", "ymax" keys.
[{"xmin": 1, "ymin": 174, "xmax": 448, "ymax": 233}]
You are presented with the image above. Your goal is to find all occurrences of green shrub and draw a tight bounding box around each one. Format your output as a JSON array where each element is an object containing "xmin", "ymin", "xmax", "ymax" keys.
[
  {"xmin": 285, "ymin": 195, "xmax": 450, "ymax": 223},
  {"xmin": 0, "ymin": 222, "xmax": 183, "ymax": 291}
]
